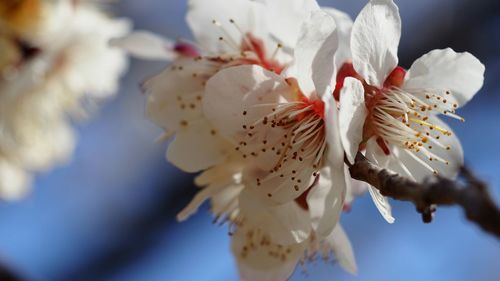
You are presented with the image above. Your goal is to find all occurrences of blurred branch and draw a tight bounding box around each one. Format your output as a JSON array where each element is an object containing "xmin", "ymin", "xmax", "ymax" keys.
[{"xmin": 348, "ymin": 153, "xmax": 500, "ymax": 238}]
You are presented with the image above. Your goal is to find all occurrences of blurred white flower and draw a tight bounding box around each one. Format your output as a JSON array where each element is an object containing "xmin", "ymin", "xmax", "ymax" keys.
[
  {"xmin": 231, "ymin": 173, "xmax": 357, "ymax": 281},
  {"xmin": 337, "ymin": 0, "xmax": 485, "ymax": 222},
  {"xmin": 0, "ymin": 0, "xmax": 129, "ymax": 199},
  {"xmin": 180, "ymin": 164, "xmax": 357, "ymax": 281}
]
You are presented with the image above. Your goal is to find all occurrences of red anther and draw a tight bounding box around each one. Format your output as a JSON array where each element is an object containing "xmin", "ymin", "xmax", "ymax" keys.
[
  {"xmin": 174, "ymin": 41, "xmax": 200, "ymax": 57},
  {"xmin": 240, "ymin": 33, "xmax": 284, "ymax": 74},
  {"xmin": 384, "ymin": 66, "xmax": 406, "ymax": 88}
]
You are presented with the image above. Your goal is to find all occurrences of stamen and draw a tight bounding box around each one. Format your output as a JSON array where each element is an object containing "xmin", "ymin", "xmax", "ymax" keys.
[{"xmin": 212, "ymin": 19, "xmax": 240, "ymax": 51}]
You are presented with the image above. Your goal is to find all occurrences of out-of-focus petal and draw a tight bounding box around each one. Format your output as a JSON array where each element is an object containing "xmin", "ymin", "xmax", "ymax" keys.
[
  {"xmin": 187, "ymin": 0, "xmax": 265, "ymax": 53},
  {"xmin": 166, "ymin": 119, "xmax": 229, "ymax": 173},
  {"xmin": 232, "ymin": 224, "xmax": 304, "ymax": 281},
  {"xmin": 239, "ymin": 188, "xmax": 311, "ymax": 244},
  {"xmin": 109, "ymin": 31, "xmax": 176, "ymax": 60},
  {"xmin": 327, "ymin": 224, "xmax": 357, "ymax": 275},
  {"xmin": 264, "ymin": 0, "xmax": 320, "ymax": 48}
]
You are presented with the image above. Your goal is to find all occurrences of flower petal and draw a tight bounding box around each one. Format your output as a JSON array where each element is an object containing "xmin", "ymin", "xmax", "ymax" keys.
[
  {"xmin": 231, "ymin": 224, "xmax": 303, "ymax": 281},
  {"xmin": 186, "ymin": 0, "xmax": 264, "ymax": 53},
  {"xmin": 210, "ymin": 184, "xmax": 243, "ymax": 223},
  {"xmin": 365, "ymin": 138, "xmax": 395, "ymax": 223},
  {"xmin": 327, "ymin": 224, "xmax": 357, "ymax": 275},
  {"xmin": 264, "ymin": 0, "xmax": 320, "ymax": 48},
  {"xmin": 313, "ymin": 91, "xmax": 348, "ymax": 236},
  {"xmin": 0, "ymin": 161, "xmax": 31, "ymax": 200},
  {"xmin": 345, "ymin": 174, "xmax": 368, "ymax": 207},
  {"xmin": 239, "ymin": 188, "xmax": 312, "ymax": 244},
  {"xmin": 295, "ymin": 10, "xmax": 338, "ymax": 96},
  {"xmin": 322, "ymin": 7, "xmax": 354, "ymax": 67},
  {"xmin": 166, "ymin": 119, "xmax": 229, "ymax": 172},
  {"xmin": 204, "ymin": 65, "xmax": 290, "ymax": 138},
  {"xmin": 145, "ymin": 58, "xmax": 217, "ymax": 131},
  {"xmin": 109, "ymin": 31, "xmax": 176, "ymax": 60},
  {"xmin": 351, "ymin": 0, "xmax": 401, "ymax": 88},
  {"xmin": 306, "ymin": 168, "xmax": 343, "ymax": 235},
  {"xmin": 404, "ymin": 48, "xmax": 485, "ymax": 107},
  {"xmin": 177, "ymin": 170, "xmax": 237, "ymax": 221},
  {"xmin": 339, "ymin": 77, "xmax": 366, "ymax": 164}
]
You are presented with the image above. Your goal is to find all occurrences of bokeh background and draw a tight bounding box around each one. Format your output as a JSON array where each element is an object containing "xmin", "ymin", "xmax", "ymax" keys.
[{"xmin": 0, "ymin": 0, "xmax": 499, "ymax": 280}]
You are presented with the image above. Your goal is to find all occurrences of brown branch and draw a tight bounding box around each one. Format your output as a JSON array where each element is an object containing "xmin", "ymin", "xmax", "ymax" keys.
[{"xmin": 348, "ymin": 153, "xmax": 500, "ymax": 238}]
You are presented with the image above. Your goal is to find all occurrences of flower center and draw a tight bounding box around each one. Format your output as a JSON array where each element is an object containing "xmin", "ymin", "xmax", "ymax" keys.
[
  {"xmin": 335, "ymin": 63, "xmax": 463, "ymax": 174},
  {"xmin": 210, "ymin": 19, "xmax": 286, "ymax": 74},
  {"xmin": 235, "ymin": 81, "xmax": 326, "ymax": 200},
  {"xmin": 367, "ymin": 67, "xmax": 462, "ymax": 173}
]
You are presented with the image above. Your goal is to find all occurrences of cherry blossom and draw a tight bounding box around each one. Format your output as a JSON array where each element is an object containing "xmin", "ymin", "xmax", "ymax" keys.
[
  {"xmin": 204, "ymin": 10, "xmax": 348, "ymax": 241},
  {"xmin": 337, "ymin": 0, "xmax": 485, "ymax": 222},
  {"xmin": 0, "ymin": 0, "xmax": 128, "ymax": 199}
]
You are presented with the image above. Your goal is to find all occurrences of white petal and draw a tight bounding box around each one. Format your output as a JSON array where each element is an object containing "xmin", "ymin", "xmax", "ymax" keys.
[
  {"xmin": 264, "ymin": 0, "xmax": 320, "ymax": 48},
  {"xmin": 166, "ymin": 119, "xmax": 229, "ymax": 173},
  {"xmin": 327, "ymin": 224, "xmax": 357, "ymax": 275},
  {"xmin": 339, "ymin": 78, "xmax": 366, "ymax": 164},
  {"xmin": 345, "ymin": 173, "xmax": 368, "ymax": 206},
  {"xmin": 177, "ymin": 174, "xmax": 235, "ymax": 221},
  {"xmin": 315, "ymin": 92, "xmax": 348, "ymax": 236},
  {"xmin": 368, "ymin": 186, "xmax": 394, "ymax": 223},
  {"xmin": 232, "ymin": 225, "xmax": 303, "ymax": 281},
  {"xmin": 365, "ymin": 138, "xmax": 395, "ymax": 223},
  {"xmin": 404, "ymin": 48, "xmax": 485, "ymax": 107},
  {"xmin": 239, "ymin": 188, "xmax": 312, "ymax": 245},
  {"xmin": 204, "ymin": 65, "xmax": 290, "ymax": 138},
  {"xmin": 187, "ymin": 0, "xmax": 265, "ymax": 54},
  {"xmin": 210, "ymin": 184, "xmax": 243, "ymax": 221},
  {"xmin": 145, "ymin": 58, "xmax": 214, "ymax": 131},
  {"xmin": 351, "ymin": 0, "xmax": 401, "ymax": 88},
  {"xmin": 194, "ymin": 159, "xmax": 243, "ymax": 186},
  {"xmin": 306, "ymin": 168, "xmax": 343, "ymax": 237},
  {"xmin": 322, "ymin": 7, "xmax": 354, "ymax": 67},
  {"xmin": 0, "ymin": 161, "xmax": 32, "ymax": 200},
  {"xmin": 109, "ymin": 31, "xmax": 176, "ymax": 60},
  {"xmin": 295, "ymin": 10, "xmax": 338, "ymax": 95}
]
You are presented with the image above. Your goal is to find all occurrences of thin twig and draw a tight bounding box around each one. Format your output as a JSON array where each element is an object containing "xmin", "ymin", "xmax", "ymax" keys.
[{"xmin": 348, "ymin": 153, "xmax": 500, "ymax": 238}]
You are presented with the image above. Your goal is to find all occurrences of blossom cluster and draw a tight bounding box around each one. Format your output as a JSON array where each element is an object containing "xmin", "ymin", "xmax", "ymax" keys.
[
  {"xmin": 116, "ymin": 0, "xmax": 484, "ymax": 279},
  {"xmin": 0, "ymin": 0, "xmax": 128, "ymax": 199}
]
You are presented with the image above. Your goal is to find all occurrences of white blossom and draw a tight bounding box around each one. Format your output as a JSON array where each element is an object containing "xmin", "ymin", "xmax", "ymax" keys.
[
  {"xmin": 337, "ymin": 0, "xmax": 485, "ymax": 222},
  {"xmin": 114, "ymin": 0, "xmax": 354, "ymax": 174},
  {"xmin": 0, "ymin": 0, "xmax": 128, "ymax": 199},
  {"xmin": 203, "ymin": 9, "xmax": 350, "ymax": 243}
]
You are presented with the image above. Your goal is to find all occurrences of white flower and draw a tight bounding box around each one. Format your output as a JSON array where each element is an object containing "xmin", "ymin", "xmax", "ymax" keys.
[
  {"xmin": 203, "ymin": 10, "xmax": 350, "ymax": 240},
  {"xmin": 0, "ymin": 0, "xmax": 128, "ymax": 198},
  {"xmin": 117, "ymin": 0, "xmax": 296, "ymax": 173},
  {"xmin": 114, "ymin": 0, "xmax": 355, "ymax": 174},
  {"xmin": 231, "ymin": 173, "xmax": 357, "ymax": 281},
  {"xmin": 181, "ymin": 164, "xmax": 357, "ymax": 281},
  {"xmin": 231, "ymin": 222, "xmax": 356, "ymax": 281},
  {"xmin": 337, "ymin": 0, "xmax": 485, "ymax": 222}
]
